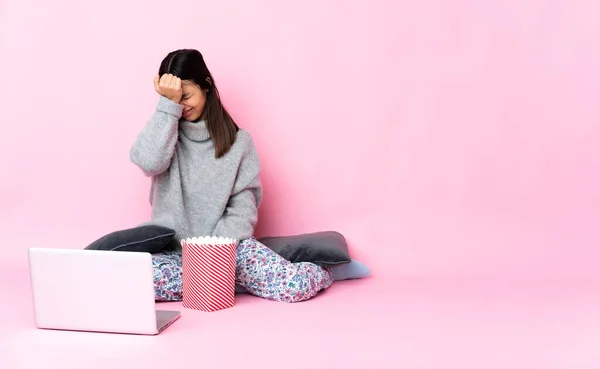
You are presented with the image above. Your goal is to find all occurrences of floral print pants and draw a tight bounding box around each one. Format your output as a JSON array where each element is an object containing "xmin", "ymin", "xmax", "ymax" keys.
[{"xmin": 152, "ymin": 237, "xmax": 333, "ymax": 303}]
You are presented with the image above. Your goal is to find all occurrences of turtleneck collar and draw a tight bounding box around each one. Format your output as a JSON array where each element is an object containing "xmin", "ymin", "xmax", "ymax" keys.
[{"xmin": 180, "ymin": 119, "xmax": 211, "ymax": 142}]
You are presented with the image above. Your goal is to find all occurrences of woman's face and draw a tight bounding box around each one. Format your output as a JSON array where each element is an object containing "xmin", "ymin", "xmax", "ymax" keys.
[{"xmin": 181, "ymin": 81, "xmax": 207, "ymax": 121}]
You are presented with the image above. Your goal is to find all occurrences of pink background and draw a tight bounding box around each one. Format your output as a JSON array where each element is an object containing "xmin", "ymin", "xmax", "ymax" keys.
[{"xmin": 1, "ymin": 0, "xmax": 599, "ymax": 282}]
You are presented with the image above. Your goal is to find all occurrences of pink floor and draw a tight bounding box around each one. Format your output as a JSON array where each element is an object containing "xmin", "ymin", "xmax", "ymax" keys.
[{"xmin": 2, "ymin": 266, "xmax": 600, "ymax": 369}]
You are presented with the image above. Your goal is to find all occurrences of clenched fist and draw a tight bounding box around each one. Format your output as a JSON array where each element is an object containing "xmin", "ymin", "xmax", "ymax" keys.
[{"xmin": 154, "ymin": 74, "xmax": 183, "ymax": 104}]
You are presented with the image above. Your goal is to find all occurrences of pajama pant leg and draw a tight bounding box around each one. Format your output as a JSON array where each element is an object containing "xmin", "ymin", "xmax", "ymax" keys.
[
  {"xmin": 151, "ymin": 252, "xmax": 183, "ymax": 301},
  {"xmin": 235, "ymin": 237, "xmax": 333, "ymax": 303}
]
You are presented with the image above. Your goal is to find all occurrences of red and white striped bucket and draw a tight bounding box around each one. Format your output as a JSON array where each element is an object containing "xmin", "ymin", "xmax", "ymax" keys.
[{"xmin": 181, "ymin": 236, "xmax": 237, "ymax": 312}]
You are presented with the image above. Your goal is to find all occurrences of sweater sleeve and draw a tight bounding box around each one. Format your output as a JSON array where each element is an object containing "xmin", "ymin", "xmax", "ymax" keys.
[
  {"xmin": 212, "ymin": 139, "xmax": 263, "ymax": 241},
  {"xmin": 130, "ymin": 96, "xmax": 183, "ymax": 177}
]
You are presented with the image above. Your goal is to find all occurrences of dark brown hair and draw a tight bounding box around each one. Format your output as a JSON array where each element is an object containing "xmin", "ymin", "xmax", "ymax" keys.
[{"xmin": 158, "ymin": 49, "xmax": 238, "ymax": 158}]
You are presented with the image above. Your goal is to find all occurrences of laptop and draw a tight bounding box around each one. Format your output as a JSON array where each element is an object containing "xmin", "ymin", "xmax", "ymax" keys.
[{"xmin": 28, "ymin": 247, "xmax": 181, "ymax": 335}]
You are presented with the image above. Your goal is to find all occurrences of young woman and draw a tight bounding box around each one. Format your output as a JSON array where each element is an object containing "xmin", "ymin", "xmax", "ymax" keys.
[{"xmin": 130, "ymin": 49, "xmax": 333, "ymax": 303}]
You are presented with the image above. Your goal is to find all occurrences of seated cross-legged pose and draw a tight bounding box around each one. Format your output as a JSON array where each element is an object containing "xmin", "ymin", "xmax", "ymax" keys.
[{"xmin": 130, "ymin": 49, "xmax": 333, "ymax": 303}]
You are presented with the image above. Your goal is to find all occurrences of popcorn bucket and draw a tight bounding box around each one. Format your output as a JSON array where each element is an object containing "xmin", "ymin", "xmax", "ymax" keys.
[{"xmin": 181, "ymin": 236, "xmax": 237, "ymax": 312}]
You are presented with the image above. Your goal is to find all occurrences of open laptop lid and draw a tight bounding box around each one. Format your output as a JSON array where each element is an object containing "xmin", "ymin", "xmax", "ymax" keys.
[{"xmin": 28, "ymin": 248, "xmax": 159, "ymax": 335}]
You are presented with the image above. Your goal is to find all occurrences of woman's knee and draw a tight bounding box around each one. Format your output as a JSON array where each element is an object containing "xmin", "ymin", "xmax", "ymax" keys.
[{"xmin": 236, "ymin": 238, "xmax": 285, "ymax": 280}]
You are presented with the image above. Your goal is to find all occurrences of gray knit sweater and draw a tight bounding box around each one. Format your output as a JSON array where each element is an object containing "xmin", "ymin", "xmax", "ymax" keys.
[{"xmin": 130, "ymin": 96, "xmax": 262, "ymax": 248}]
